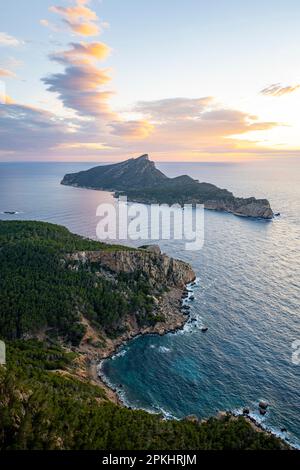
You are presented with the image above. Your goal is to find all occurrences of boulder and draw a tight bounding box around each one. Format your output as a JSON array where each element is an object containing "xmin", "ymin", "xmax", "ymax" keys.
[{"xmin": 259, "ymin": 401, "xmax": 269, "ymax": 410}]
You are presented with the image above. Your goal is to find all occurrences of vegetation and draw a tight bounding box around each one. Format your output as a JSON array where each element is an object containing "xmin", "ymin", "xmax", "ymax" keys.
[
  {"xmin": 0, "ymin": 341, "xmax": 287, "ymax": 450},
  {"xmin": 0, "ymin": 221, "xmax": 287, "ymax": 450},
  {"xmin": 0, "ymin": 221, "xmax": 155, "ymax": 345}
]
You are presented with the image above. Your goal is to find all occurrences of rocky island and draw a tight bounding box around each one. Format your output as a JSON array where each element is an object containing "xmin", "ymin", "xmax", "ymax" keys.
[{"xmin": 61, "ymin": 154, "xmax": 274, "ymax": 219}]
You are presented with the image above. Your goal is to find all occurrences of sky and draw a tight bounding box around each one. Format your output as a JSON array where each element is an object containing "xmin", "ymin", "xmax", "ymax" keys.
[{"xmin": 0, "ymin": 0, "xmax": 300, "ymax": 162}]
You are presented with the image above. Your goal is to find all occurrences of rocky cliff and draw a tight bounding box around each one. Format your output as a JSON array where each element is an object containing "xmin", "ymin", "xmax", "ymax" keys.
[
  {"xmin": 66, "ymin": 245, "xmax": 195, "ymax": 289},
  {"xmin": 66, "ymin": 246, "xmax": 196, "ymax": 362},
  {"xmin": 204, "ymin": 197, "xmax": 274, "ymax": 219}
]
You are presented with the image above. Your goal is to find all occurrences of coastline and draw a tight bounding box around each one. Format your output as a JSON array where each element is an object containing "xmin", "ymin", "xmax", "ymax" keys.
[
  {"xmin": 90, "ymin": 282, "xmax": 196, "ymax": 404},
  {"xmin": 61, "ymin": 182, "xmax": 274, "ymax": 220},
  {"xmin": 91, "ymin": 282, "xmax": 297, "ymax": 450}
]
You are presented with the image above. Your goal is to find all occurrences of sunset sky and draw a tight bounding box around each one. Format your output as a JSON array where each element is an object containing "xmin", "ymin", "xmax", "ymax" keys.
[{"xmin": 0, "ymin": 0, "xmax": 300, "ymax": 162}]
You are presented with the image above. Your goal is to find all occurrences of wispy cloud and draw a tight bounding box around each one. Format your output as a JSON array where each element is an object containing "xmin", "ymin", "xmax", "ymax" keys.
[
  {"xmin": 114, "ymin": 98, "xmax": 281, "ymax": 154},
  {"xmin": 63, "ymin": 20, "xmax": 100, "ymax": 36},
  {"xmin": 135, "ymin": 97, "xmax": 214, "ymax": 121},
  {"xmin": 0, "ymin": 32, "xmax": 21, "ymax": 47},
  {"xmin": 110, "ymin": 120, "xmax": 154, "ymax": 139},
  {"xmin": 0, "ymin": 102, "xmax": 75, "ymax": 152},
  {"xmin": 260, "ymin": 83, "xmax": 300, "ymax": 97},
  {"xmin": 50, "ymin": 41, "xmax": 111, "ymax": 64},
  {"xmin": 0, "ymin": 68, "xmax": 16, "ymax": 78},
  {"xmin": 50, "ymin": 0, "xmax": 100, "ymax": 36}
]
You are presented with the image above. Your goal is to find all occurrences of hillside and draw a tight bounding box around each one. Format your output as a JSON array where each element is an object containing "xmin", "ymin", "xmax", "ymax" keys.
[
  {"xmin": 0, "ymin": 221, "xmax": 193, "ymax": 345},
  {"xmin": 0, "ymin": 221, "xmax": 287, "ymax": 450},
  {"xmin": 61, "ymin": 155, "xmax": 274, "ymax": 219}
]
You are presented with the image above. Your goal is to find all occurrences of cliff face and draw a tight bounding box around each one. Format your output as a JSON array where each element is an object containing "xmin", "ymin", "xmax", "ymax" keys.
[
  {"xmin": 67, "ymin": 246, "xmax": 196, "ymax": 358},
  {"xmin": 67, "ymin": 246, "xmax": 195, "ymax": 289},
  {"xmin": 204, "ymin": 197, "xmax": 274, "ymax": 219}
]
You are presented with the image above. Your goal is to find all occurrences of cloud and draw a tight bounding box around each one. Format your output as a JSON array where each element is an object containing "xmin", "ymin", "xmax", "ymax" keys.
[
  {"xmin": 42, "ymin": 62, "xmax": 114, "ymax": 117},
  {"xmin": 51, "ymin": 41, "xmax": 111, "ymax": 64},
  {"xmin": 43, "ymin": 2, "xmax": 115, "ymax": 121},
  {"xmin": 260, "ymin": 83, "xmax": 300, "ymax": 97},
  {"xmin": 0, "ymin": 32, "xmax": 21, "ymax": 47},
  {"xmin": 40, "ymin": 19, "xmax": 50, "ymax": 27},
  {"xmin": 0, "ymin": 94, "xmax": 14, "ymax": 105},
  {"xmin": 57, "ymin": 142, "xmax": 116, "ymax": 151},
  {"xmin": 49, "ymin": 3, "xmax": 98, "ymax": 22},
  {"xmin": 63, "ymin": 19, "xmax": 100, "ymax": 36},
  {"xmin": 135, "ymin": 97, "xmax": 214, "ymax": 121},
  {"xmin": 1, "ymin": 2, "xmax": 285, "ymax": 161},
  {"xmin": 50, "ymin": 0, "xmax": 100, "ymax": 36},
  {"xmin": 40, "ymin": 18, "xmax": 61, "ymax": 33},
  {"xmin": 0, "ymin": 102, "xmax": 76, "ymax": 152},
  {"xmin": 0, "ymin": 68, "xmax": 16, "ymax": 78},
  {"xmin": 119, "ymin": 97, "xmax": 281, "ymax": 155},
  {"xmin": 110, "ymin": 120, "xmax": 154, "ymax": 139}
]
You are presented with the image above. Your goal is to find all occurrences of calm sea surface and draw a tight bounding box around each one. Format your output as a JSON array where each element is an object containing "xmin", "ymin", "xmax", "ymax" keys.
[{"xmin": 0, "ymin": 159, "xmax": 299, "ymax": 446}]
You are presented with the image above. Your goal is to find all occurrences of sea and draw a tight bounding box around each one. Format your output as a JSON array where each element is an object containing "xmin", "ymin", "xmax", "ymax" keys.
[{"xmin": 0, "ymin": 158, "xmax": 299, "ymax": 447}]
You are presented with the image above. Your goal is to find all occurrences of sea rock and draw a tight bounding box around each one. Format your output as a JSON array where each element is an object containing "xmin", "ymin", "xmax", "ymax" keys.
[
  {"xmin": 259, "ymin": 401, "xmax": 269, "ymax": 410},
  {"xmin": 243, "ymin": 407, "xmax": 250, "ymax": 415},
  {"xmin": 259, "ymin": 408, "xmax": 267, "ymax": 416},
  {"xmin": 205, "ymin": 197, "xmax": 274, "ymax": 219}
]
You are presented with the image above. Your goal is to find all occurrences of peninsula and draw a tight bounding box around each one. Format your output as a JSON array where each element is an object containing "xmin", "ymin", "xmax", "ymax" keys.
[
  {"xmin": 0, "ymin": 221, "xmax": 287, "ymax": 450},
  {"xmin": 61, "ymin": 154, "xmax": 274, "ymax": 219}
]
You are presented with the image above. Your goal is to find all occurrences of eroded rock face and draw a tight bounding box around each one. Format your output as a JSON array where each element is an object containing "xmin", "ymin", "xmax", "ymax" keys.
[
  {"xmin": 204, "ymin": 198, "xmax": 274, "ymax": 219},
  {"xmin": 66, "ymin": 249, "xmax": 195, "ymax": 289}
]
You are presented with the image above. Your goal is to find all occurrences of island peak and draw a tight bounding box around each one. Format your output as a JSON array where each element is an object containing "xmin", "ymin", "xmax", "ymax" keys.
[{"xmin": 61, "ymin": 155, "xmax": 274, "ymax": 219}]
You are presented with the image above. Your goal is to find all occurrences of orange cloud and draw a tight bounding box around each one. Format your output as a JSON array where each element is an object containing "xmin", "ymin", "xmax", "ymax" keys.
[
  {"xmin": 52, "ymin": 42, "xmax": 111, "ymax": 64},
  {"xmin": 0, "ymin": 93, "xmax": 14, "ymax": 104},
  {"xmin": 57, "ymin": 142, "xmax": 116, "ymax": 151},
  {"xmin": 110, "ymin": 120, "xmax": 155, "ymax": 139},
  {"xmin": 117, "ymin": 98, "xmax": 283, "ymax": 157},
  {"xmin": 64, "ymin": 19, "xmax": 100, "ymax": 36},
  {"xmin": 0, "ymin": 68, "xmax": 16, "ymax": 78},
  {"xmin": 50, "ymin": 0, "xmax": 100, "ymax": 36},
  {"xmin": 260, "ymin": 83, "xmax": 300, "ymax": 97},
  {"xmin": 50, "ymin": 3, "xmax": 97, "ymax": 22}
]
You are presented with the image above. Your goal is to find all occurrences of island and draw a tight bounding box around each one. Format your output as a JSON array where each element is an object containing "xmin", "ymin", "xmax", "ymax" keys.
[
  {"xmin": 61, "ymin": 154, "xmax": 274, "ymax": 219},
  {"xmin": 0, "ymin": 221, "xmax": 288, "ymax": 450}
]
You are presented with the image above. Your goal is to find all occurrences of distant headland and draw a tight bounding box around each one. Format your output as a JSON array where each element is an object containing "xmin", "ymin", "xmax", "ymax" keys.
[{"xmin": 61, "ymin": 154, "xmax": 274, "ymax": 219}]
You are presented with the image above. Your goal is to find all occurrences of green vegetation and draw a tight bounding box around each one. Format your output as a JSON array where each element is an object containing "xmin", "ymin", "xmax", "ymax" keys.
[
  {"xmin": 0, "ymin": 341, "xmax": 287, "ymax": 450},
  {"xmin": 120, "ymin": 179, "xmax": 233, "ymax": 206},
  {"xmin": 0, "ymin": 221, "xmax": 153, "ymax": 345},
  {"xmin": 0, "ymin": 221, "xmax": 286, "ymax": 450}
]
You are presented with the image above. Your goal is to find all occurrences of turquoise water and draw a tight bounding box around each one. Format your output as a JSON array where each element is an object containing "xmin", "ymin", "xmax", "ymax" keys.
[{"xmin": 0, "ymin": 159, "xmax": 299, "ymax": 446}]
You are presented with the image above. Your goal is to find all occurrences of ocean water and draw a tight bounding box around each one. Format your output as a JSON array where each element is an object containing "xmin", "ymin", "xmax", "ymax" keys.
[{"xmin": 0, "ymin": 159, "xmax": 299, "ymax": 446}]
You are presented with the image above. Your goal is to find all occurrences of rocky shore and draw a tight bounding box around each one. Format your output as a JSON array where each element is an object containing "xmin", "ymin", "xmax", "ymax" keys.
[
  {"xmin": 67, "ymin": 245, "xmax": 195, "ymax": 402},
  {"xmin": 67, "ymin": 244, "xmax": 291, "ymax": 448}
]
